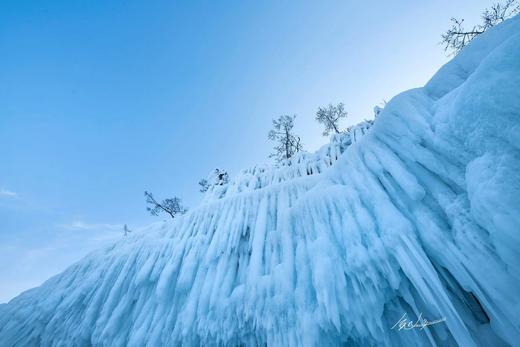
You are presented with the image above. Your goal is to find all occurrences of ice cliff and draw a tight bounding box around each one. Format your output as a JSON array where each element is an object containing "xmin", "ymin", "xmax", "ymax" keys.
[{"xmin": 1, "ymin": 16, "xmax": 519, "ymax": 347}]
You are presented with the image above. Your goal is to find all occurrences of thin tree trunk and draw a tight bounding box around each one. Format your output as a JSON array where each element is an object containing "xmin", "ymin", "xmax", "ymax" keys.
[{"xmin": 285, "ymin": 128, "xmax": 290, "ymax": 159}]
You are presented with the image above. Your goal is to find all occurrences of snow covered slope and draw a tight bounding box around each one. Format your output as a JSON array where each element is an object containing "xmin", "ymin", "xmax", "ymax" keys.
[{"xmin": 1, "ymin": 16, "xmax": 520, "ymax": 347}]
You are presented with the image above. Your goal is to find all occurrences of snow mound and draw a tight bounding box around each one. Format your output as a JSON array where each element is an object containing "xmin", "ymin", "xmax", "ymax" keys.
[{"xmin": 1, "ymin": 16, "xmax": 520, "ymax": 347}]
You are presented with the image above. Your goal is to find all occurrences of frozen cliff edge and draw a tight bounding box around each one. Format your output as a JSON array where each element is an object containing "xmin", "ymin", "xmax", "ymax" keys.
[{"xmin": 1, "ymin": 16, "xmax": 519, "ymax": 347}]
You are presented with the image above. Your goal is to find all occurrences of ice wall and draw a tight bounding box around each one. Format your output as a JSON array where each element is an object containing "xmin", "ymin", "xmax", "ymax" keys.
[{"xmin": 1, "ymin": 16, "xmax": 519, "ymax": 347}]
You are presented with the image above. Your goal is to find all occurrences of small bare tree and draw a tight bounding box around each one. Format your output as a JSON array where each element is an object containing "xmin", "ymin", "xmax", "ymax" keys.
[
  {"xmin": 198, "ymin": 179, "xmax": 210, "ymax": 193},
  {"xmin": 268, "ymin": 115, "xmax": 303, "ymax": 162},
  {"xmin": 315, "ymin": 102, "xmax": 348, "ymax": 136},
  {"xmin": 144, "ymin": 191, "xmax": 187, "ymax": 219},
  {"xmin": 199, "ymin": 169, "xmax": 229, "ymax": 193},
  {"xmin": 442, "ymin": 0, "xmax": 519, "ymax": 55},
  {"xmin": 216, "ymin": 169, "xmax": 229, "ymax": 185},
  {"xmin": 123, "ymin": 224, "xmax": 132, "ymax": 237}
]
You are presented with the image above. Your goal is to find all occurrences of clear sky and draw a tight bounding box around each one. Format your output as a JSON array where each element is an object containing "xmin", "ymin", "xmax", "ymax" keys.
[{"xmin": 0, "ymin": 0, "xmax": 489, "ymax": 302}]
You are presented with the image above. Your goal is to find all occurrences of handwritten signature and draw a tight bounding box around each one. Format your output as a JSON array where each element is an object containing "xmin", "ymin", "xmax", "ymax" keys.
[{"xmin": 391, "ymin": 312, "xmax": 446, "ymax": 331}]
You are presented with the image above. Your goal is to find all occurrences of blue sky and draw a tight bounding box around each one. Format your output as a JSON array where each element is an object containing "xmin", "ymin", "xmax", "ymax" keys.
[{"xmin": 0, "ymin": 0, "xmax": 489, "ymax": 302}]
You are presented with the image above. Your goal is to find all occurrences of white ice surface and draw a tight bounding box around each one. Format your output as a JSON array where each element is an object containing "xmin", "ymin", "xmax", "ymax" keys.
[{"xmin": 1, "ymin": 16, "xmax": 519, "ymax": 347}]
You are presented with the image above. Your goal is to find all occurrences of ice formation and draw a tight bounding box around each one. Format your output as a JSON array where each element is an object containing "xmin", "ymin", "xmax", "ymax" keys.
[{"xmin": 1, "ymin": 15, "xmax": 520, "ymax": 347}]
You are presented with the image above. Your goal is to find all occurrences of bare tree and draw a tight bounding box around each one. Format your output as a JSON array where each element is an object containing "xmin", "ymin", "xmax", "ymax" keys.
[
  {"xmin": 442, "ymin": 17, "xmax": 487, "ymax": 54},
  {"xmin": 268, "ymin": 115, "xmax": 303, "ymax": 162},
  {"xmin": 482, "ymin": 0, "xmax": 520, "ymax": 26},
  {"xmin": 144, "ymin": 191, "xmax": 187, "ymax": 219},
  {"xmin": 199, "ymin": 179, "xmax": 210, "ymax": 193},
  {"xmin": 215, "ymin": 169, "xmax": 229, "ymax": 185},
  {"xmin": 199, "ymin": 169, "xmax": 229, "ymax": 193},
  {"xmin": 315, "ymin": 102, "xmax": 348, "ymax": 136},
  {"xmin": 123, "ymin": 224, "xmax": 132, "ymax": 237},
  {"xmin": 442, "ymin": 0, "xmax": 519, "ymax": 55}
]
